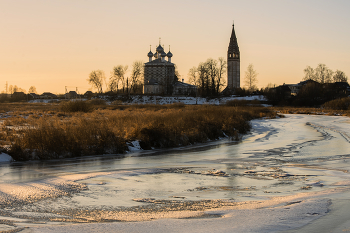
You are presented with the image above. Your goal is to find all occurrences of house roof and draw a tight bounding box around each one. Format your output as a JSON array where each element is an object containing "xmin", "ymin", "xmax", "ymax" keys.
[{"xmin": 174, "ymin": 81, "xmax": 197, "ymax": 88}]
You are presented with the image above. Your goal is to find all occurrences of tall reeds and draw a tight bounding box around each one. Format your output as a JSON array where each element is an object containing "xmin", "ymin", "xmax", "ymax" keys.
[{"xmin": 1, "ymin": 104, "xmax": 277, "ymax": 160}]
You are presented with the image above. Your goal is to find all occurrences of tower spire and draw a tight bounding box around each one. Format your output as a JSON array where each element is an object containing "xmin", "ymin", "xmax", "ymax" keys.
[
  {"xmin": 227, "ymin": 22, "xmax": 240, "ymax": 91},
  {"xmin": 228, "ymin": 24, "xmax": 239, "ymax": 56}
]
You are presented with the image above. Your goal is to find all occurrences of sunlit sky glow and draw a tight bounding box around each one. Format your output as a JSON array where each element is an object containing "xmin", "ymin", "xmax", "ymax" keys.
[{"xmin": 1, "ymin": 0, "xmax": 349, "ymax": 94}]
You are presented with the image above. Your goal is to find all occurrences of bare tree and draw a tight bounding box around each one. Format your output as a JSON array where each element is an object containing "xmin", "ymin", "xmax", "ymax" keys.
[
  {"xmin": 303, "ymin": 66, "xmax": 315, "ymax": 81},
  {"xmin": 110, "ymin": 65, "xmax": 128, "ymax": 93},
  {"xmin": 28, "ymin": 86, "xmax": 37, "ymax": 94},
  {"xmin": 333, "ymin": 70, "xmax": 348, "ymax": 82},
  {"xmin": 244, "ymin": 64, "xmax": 258, "ymax": 91},
  {"xmin": 217, "ymin": 57, "xmax": 227, "ymax": 94},
  {"xmin": 87, "ymin": 70, "xmax": 106, "ymax": 93},
  {"xmin": 315, "ymin": 64, "xmax": 333, "ymax": 83},
  {"xmin": 205, "ymin": 58, "xmax": 218, "ymax": 96},
  {"xmin": 188, "ymin": 58, "xmax": 227, "ymax": 97},
  {"xmin": 130, "ymin": 61, "xmax": 144, "ymax": 93},
  {"xmin": 188, "ymin": 67, "xmax": 197, "ymax": 86},
  {"xmin": 13, "ymin": 85, "xmax": 19, "ymax": 93}
]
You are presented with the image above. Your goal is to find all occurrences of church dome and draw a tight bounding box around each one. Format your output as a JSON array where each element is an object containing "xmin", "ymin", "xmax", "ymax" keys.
[
  {"xmin": 156, "ymin": 45, "xmax": 164, "ymax": 53},
  {"xmin": 167, "ymin": 51, "xmax": 173, "ymax": 57},
  {"xmin": 161, "ymin": 51, "xmax": 166, "ymax": 57},
  {"xmin": 148, "ymin": 51, "xmax": 153, "ymax": 57}
]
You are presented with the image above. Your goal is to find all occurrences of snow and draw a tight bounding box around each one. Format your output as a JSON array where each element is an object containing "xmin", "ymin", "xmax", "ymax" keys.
[
  {"xmin": 21, "ymin": 194, "xmax": 332, "ymax": 233},
  {"xmin": 4, "ymin": 114, "xmax": 350, "ymax": 232},
  {"xmin": 128, "ymin": 140, "xmax": 142, "ymax": 152},
  {"xmin": 125, "ymin": 95, "xmax": 266, "ymax": 105},
  {"xmin": 0, "ymin": 153, "xmax": 12, "ymax": 162}
]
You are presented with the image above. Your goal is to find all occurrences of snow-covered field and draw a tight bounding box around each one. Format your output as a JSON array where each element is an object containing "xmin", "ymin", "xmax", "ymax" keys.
[
  {"xmin": 28, "ymin": 95, "xmax": 267, "ymax": 105},
  {"xmin": 126, "ymin": 95, "xmax": 266, "ymax": 105}
]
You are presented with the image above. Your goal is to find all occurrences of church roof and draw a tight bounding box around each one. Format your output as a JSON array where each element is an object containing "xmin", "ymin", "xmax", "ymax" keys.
[
  {"xmin": 228, "ymin": 23, "xmax": 240, "ymax": 55},
  {"xmin": 145, "ymin": 58, "xmax": 174, "ymax": 65}
]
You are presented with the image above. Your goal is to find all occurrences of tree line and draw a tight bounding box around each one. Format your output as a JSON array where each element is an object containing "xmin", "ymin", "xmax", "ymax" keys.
[
  {"xmin": 303, "ymin": 64, "xmax": 347, "ymax": 83},
  {"xmin": 1, "ymin": 85, "xmax": 37, "ymax": 94},
  {"xmin": 87, "ymin": 61, "xmax": 144, "ymax": 94},
  {"xmin": 188, "ymin": 57, "xmax": 227, "ymax": 97}
]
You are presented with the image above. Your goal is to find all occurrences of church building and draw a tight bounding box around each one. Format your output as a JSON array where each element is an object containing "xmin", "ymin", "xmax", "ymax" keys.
[
  {"xmin": 226, "ymin": 23, "xmax": 240, "ymax": 91},
  {"xmin": 143, "ymin": 43, "xmax": 175, "ymax": 95},
  {"xmin": 144, "ymin": 41, "xmax": 196, "ymax": 95}
]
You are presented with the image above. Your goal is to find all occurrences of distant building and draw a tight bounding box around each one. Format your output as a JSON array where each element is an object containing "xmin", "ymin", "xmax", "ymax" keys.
[
  {"xmin": 12, "ymin": 92, "xmax": 26, "ymax": 101},
  {"xmin": 64, "ymin": 91, "xmax": 79, "ymax": 99},
  {"xmin": 224, "ymin": 23, "xmax": 240, "ymax": 93},
  {"xmin": 84, "ymin": 91, "xmax": 94, "ymax": 98},
  {"xmin": 173, "ymin": 79, "xmax": 197, "ymax": 96},
  {"xmin": 29, "ymin": 93, "xmax": 40, "ymax": 99},
  {"xmin": 286, "ymin": 80, "xmax": 319, "ymax": 96},
  {"xmin": 144, "ymin": 42, "xmax": 175, "ymax": 95},
  {"xmin": 143, "ymin": 41, "xmax": 196, "ymax": 95},
  {"xmin": 41, "ymin": 92, "xmax": 57, "ymax": 99}
]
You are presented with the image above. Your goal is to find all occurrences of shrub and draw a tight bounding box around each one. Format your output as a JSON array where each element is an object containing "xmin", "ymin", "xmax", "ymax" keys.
[
  {"xmin": 59, "ymin": 101, "xmax": 93, "ymax": 112},
  {"xmin": 323, "ymin": 97, "xmax": 350, "ymax": 110},
  {"xmin": 87, "ymin": 98, "xmax": 107, "ymax": 105}
]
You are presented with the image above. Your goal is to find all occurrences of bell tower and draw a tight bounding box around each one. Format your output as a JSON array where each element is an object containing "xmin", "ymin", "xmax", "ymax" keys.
[{"xmin": 227, "ymin": 22, "xmax": 240, "ymax": 90}]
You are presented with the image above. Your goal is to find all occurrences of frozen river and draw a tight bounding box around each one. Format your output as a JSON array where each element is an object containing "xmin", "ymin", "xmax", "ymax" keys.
[{"xmin": 0, "ymin": 114, "xmax": 350, "ymax": 232}]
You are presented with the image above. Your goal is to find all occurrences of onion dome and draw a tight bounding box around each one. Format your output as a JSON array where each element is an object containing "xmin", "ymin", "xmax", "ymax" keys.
[
  {"xmin": 147, "ymin": 50, "xmax": 153, "ymax": 57},
  {"xmin": 161, "ymin": 51, "xmax": 166, "ymax": 57},
  {"xmin": 167, "ymin": 51, "xmax": 173, "ymax": 57},
  {"xmin": 156, "ymin": 44, "xmax": 164, "ymax": 53}
]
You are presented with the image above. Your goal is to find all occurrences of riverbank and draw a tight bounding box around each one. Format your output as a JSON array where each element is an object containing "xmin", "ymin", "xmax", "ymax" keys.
[{"xmin": 0, "ymin": 103, "xmax": 278, "ymax": 161}]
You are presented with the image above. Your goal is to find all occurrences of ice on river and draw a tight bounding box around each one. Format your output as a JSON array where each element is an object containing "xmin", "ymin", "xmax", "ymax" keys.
[{"xmin": 1, "ymin": 114, "xmax": 350, "ymax": 232}]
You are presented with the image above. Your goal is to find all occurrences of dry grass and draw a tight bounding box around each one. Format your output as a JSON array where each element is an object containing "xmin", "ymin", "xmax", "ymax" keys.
[
  {"xmin": 0, "ymin": 102, "xmax": 278, "ymax": 161},
  {"xmin": 272, "ymin": 106, "xmax": 350, "ymax": 116}
]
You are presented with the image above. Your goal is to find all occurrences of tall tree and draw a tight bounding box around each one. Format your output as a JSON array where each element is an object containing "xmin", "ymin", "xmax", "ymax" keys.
[
  {"xmin": 110, "ymin": 65, "xmax": 128, "ymax": 93},
  {"xmin": 205, "ymin": 58, "xmax": 218, "ymax": 96},
  {"xmin": 28, "ymin": 86, "xmax": 37, "ymax": 94},
  {"xmin": 217, "ymin": 57, "xmax": 227, "ymax": 94},
  {"xmin": 244, "ymin": 64, "xmax": 258, "ymax": 91},
  {"xmin": 333, "ymin": 70, "xmax": 348, "ymax": 82},
  {"xmin": 130, "ymin": 61, "xmax": 144, "ymax": 93},
  {"xmin": 188, "ymin": 58, "xmax": 227, "ymax": 97},
  {"xmin": 315, "ymin": 63, "xmax": 333, "ymax": 83},
  {"xmin": 87, "ymin": 70, "xmax": 106, "ymax": 93},
  {"xmin": 303, "ymin": 66, "xmax": 315, "ymax": 81}
]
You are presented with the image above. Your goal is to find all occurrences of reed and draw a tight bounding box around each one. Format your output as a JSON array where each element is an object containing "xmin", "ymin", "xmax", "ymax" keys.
[{"xmin": 1, "ymin": 104, "xmax": 278, "ymax": 160}]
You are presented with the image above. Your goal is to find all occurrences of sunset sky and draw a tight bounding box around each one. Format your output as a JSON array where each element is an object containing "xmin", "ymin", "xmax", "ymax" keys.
[{"xmin": 1, "ymin": 0, "xmax": 349, "ymax": 94}]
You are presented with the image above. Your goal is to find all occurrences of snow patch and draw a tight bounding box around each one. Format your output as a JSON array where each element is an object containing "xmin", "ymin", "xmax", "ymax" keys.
[
  {"xmin": 0, "ymin": 153, "xmax": 13, "ymax": 162},
  {"xmin": 128, "ymin": 141, "xmax": 143, "ymax": 152}
]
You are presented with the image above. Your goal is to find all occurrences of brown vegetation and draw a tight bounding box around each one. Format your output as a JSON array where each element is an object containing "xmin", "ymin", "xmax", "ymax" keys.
[
  {"xmin": 322, "ymin": 97, "xmax": 350, "ymax": 110},
  {"xmin": 0, "ymin": 101, "xmax": 278, "ymax": 161},
  {"xmin": 272, "ymin": 106, "xmax": 350, "ymax": 116}
]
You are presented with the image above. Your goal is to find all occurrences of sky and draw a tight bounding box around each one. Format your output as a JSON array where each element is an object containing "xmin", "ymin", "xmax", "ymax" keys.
[{"xmin": 1, "ymin": 0, "xmax": 349, "ymax": 94}]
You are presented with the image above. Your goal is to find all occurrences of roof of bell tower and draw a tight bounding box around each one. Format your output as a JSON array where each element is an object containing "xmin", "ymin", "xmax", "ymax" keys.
[{"xmin": 228, "ymin": 23, "xmax": 239, "ymax": 55}]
